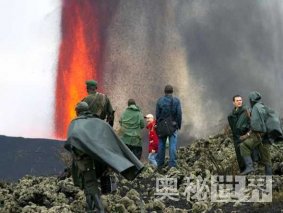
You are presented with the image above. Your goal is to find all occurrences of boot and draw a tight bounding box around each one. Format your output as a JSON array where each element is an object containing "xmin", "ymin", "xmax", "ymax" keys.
[
  {"xmin": 240, "ymin": 156, "xmax": 254, "ymax": 175},
  {"xmin": 265, "ymin": 165, "xmax": 272, "ymax": 176}
]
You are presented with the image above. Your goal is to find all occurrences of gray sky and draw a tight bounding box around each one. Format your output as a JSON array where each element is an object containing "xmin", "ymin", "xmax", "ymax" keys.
[{"xmin": 0, "ymin": 0, "xmax": 61, "ymax": 138}]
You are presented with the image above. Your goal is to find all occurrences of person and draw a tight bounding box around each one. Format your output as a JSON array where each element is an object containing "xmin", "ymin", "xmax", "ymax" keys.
[
  {"xmin": 227, "ymin": 95, "xmax": 250, "ymax": 172},
  {"xmin": 82, "ymin": 80, "xmax": 115, "ymax": 126},
  {"xmin": 65, "ymin": 101, "xmax": 144, "ymax": 213},
  {"xmin": 156, "ymin": 85, "xmax": 182, "ymax": 168},
  {"xmin": 145, "ymin": 114, "xmax": 159, "ymax": 167},
  {"xmin": 119, "ymin": 99, "xmax": 145, "ymax": 160},
  {"xmin": 239, "ymin": 91, "xmax": 272, "ymax": 175}
]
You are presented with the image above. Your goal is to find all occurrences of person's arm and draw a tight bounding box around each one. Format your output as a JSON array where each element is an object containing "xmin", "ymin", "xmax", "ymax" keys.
[
  {"xmin": 119, "ymin": 113, "xmax": 123, "ymax": 126},
  {"xmin": 227, "ymin": 113, "xmax": 234, "ymax": 130},
  {"xmin": 140, "ymin": 112, "xmax": 145, "ymax": 129},
  {"xmin": 105, "ymin": 96, "xmax": 115, "ymax": 126},
  {"xmin": 176, "ymin": 99, "xmax": 182, "ymax": 129}
]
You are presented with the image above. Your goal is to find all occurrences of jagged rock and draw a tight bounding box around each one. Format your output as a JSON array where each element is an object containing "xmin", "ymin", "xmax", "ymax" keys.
[
  {"xmin": 192, "ymin": 201, "xmax": 209, "ymax": 213},
  {"xmin": 114, "ymin": 203, "xmax": 128, "ymax": 213},
  {"xmin": 0, "ymin": 131, "xmax": 283, "ymax": 212},
  {"xmin": 152, "ymin": 199, "xmax": 166, "ymax": 210},
  {"xmin": 119, "ymin": 197, "xmax": 135, "ymax": 207}
]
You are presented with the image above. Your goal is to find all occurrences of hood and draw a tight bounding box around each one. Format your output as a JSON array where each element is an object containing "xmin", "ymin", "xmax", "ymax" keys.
[
  {"xmin": 128, "ymin": 104, "xmax": 140, "ymax": 111},
  {"xmin": 248, "ymin": 91, "xmax": 262, "ymax": 103}
]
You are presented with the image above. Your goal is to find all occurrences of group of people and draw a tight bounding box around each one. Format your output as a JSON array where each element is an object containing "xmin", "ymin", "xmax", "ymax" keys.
[
  {"xmin": 78, "ymin": 80, "xmax": 183, "ymax": 169},
  {"xmin": 228, "ymin": 91, "xmax": 283, "ymax": 175},
  {"xmin": 65, "ymin": 79, "xmax": 281, "ymax": 212},
  {"xmin": 118, "ymin": 84, "xmax": 182, "ymax": 169},
  {"xmin": 65, "ymin": 80, "xmax": 182, "ymax": 212}
]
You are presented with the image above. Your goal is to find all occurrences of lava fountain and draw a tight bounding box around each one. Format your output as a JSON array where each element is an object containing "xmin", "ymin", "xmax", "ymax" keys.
[{"xmin": 55, "ymin": 0, "xmax": 101, "ymax": 139}]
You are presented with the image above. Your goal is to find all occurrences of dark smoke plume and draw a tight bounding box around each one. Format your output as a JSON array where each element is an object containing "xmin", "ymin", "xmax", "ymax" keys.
[{"xmin": 94, "ymin": 0, "xmax": 283, "ymax": 143}]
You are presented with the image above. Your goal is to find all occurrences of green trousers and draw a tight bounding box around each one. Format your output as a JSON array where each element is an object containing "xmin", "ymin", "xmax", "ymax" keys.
[
  {"xmin": 240, "ymin": 133, "xmax": 271, "ymax": 166},
  {"xmin": 233, "ymin": 138, "xmax": 245, "ymax": 172},
  {"xmin": 75, "ymin": 158, "xmax": 105, "ymax": 213},
  {"xmin": 83, "ymin": 169, "xmax": 105, "ymax": 213}
]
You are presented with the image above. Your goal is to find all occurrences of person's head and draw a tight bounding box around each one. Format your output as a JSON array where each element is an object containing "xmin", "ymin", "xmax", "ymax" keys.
[
  {"xmin": 128, "ymin": 99, "xmax": 136, "ymax": 106},
  {"xmin": 86, "ymin": 80, "xmax": 97, "ymax": 93},
  {"xmin": 75, "ymin": 101, "xmax": 89, "ymax": 116},
  {"xmin": 144, "ymin": 114, "xmax": 154, "ymax": 124},
  {"xmin": 248, "ymin": 91, "xmax": 262, "ymax": 107},
  {"xmin": 232, "ymin": 95, "xmax": 243, "ymax": 108},
  {"xmin": 164, "ymin": 85, "xmax": 173, "ymax": 94}
]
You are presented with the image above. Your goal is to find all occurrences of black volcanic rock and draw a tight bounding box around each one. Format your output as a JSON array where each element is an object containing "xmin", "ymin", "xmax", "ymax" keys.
[
  {"xmin": 0, "ymin": 135, "xmax": 65, "ymax": 181},
  {"xmin": 0, "ymin": 131, "xmax": 283, "ymax": 212}
]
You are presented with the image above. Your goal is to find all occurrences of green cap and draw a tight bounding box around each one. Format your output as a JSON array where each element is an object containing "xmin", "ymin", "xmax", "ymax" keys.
[{"xmin": 86, "ymin": 80, "xmax": 97, "ymax": 87}]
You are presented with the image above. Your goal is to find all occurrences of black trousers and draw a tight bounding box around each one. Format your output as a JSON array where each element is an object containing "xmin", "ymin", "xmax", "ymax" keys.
[{"xmin": 126, "ymin": 144, "xmax": 142, "ymax": 160}]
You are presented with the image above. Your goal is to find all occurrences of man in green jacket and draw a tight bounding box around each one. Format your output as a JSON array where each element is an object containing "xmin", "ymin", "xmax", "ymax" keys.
[
  {"xmin": 239, "ymin": 91, "xmax": 272, "ymax": 175},
  {"xmin": 119, "ymin": 99, "xmax": 145, "ymax": 159},
  {"xmin": 228, "ymin": 95, "xmax": 250, "ymax": 172}
]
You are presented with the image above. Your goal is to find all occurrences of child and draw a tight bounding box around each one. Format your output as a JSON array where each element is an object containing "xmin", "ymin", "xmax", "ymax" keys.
[{"xmin": 145, "ymin": 114, "xmax": 159, "ymax": 167}]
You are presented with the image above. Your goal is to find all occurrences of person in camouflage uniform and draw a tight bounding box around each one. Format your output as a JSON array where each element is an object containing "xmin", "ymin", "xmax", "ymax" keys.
[
  {"xmin": 228, "ymin": 95, "xmax": 250, "ymax": 173},
  {"xmin": 239, "ymin": 91, "xmax": 272, "ymax": 175},
  {"xmin": 82, "ymin": 80, "xmax": 115, "ymax": 126},
  {"xmin": 65, "ymin": 102, "xmax": 144, "ymax": 212},
  {"xmin": 66, "ymin": 102, "xmax": 105, "ymax": 213}
]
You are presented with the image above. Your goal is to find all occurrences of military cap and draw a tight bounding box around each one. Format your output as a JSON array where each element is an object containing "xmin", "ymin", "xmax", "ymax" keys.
[
  {"xmin": 75, "ymin": 101, "xmax": 89, "ymax": 112},
  {"xmin": 86, "ymin": 80, "xmax": 97, "ymax": 87}
]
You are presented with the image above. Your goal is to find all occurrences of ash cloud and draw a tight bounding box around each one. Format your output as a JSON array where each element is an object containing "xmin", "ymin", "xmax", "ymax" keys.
[
  {"xmin": 174, "ymin": 0, "xmax": 283, "ymax": 129},
  {"xmin": 101, "ymin": 0, "xmax": 283, "ymax": 142}
]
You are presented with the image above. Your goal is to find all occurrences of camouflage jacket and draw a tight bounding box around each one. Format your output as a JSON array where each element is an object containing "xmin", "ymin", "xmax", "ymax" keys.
[{"xmin": 82, "ymin": 91, "xmax": 114, "ymax": 123}]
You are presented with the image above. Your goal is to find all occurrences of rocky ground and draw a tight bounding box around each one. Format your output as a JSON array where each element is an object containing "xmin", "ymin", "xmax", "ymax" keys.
[{"xmin": 1, "ymin": 131, "xmax": 283, "ymax": 213}]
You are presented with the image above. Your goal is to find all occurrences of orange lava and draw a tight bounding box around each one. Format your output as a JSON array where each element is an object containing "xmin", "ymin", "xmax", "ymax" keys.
[{"xmin": 55, "ymin": 0, "xmax": 100, "ymax": 139}]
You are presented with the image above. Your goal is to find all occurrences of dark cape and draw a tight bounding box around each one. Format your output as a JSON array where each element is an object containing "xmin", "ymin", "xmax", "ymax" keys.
[{"xmin": 65, "ymin": 116, "xmax": 144, "ymax": 180}]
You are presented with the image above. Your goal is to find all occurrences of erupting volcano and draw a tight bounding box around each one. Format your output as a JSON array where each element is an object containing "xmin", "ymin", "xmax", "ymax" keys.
[{"xmin": 55, "ymin": 0, "xmax": 103, "ymax": 139}]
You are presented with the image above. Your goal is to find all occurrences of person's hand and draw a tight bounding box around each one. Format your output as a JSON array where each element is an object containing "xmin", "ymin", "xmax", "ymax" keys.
[
  {"xmin": 240, "ymin": 132, "xmax": 251, "ymax": 141},
  {"xmin": 151, "ymin": 149, "xmax": 156, "ymax": 153},
  {"xmin": 239, "ymin": 135, "xmax": 246, "ymax": 141},
  {"xmin": 149, "ymin": 140, "xmax": 154, "ymax": 144}
]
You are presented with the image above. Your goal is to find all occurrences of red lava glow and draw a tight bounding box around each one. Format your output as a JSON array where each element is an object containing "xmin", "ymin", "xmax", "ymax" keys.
[{"xmin": 55, "ymin": 0, "xmax": 101, "ymax": 139}]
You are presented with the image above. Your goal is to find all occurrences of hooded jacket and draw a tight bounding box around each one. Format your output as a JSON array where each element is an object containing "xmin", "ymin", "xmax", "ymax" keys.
[
  {"xmin": 119, "ymin": 105, "xmax": 145, "ymax": 146},
  {"xmin": 248, "ymin": 91, "xmax": 267, "ymax": 133},
  {"xmin": 65, "ymin": 116, "xmax": 144, "ymax": 181}
]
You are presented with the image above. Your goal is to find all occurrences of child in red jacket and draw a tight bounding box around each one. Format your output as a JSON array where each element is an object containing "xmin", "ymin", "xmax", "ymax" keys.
[{"xmin": 145, "ymin": 114, "xmax": 159, "ymax": 167}]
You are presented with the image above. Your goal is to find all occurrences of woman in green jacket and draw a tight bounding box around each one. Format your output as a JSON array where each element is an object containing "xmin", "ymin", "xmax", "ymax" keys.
[{"xmin": 119, "ymin": 99, "xmax": 145, "ymax": 159}]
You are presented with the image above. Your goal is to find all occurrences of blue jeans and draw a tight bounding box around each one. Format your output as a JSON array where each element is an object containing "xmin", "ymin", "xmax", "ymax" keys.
[
  {"xmin": 148, "ymin": 152, "xmax": 158, "ymax": 167},
  {"xmin": 157, "ymin": 131, "xmax": 178, "ymax": 167}
]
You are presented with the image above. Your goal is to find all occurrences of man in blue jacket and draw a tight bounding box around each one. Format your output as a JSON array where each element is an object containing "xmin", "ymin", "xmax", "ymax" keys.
[{"xmin": 156, "ymin": 85, "xmax": 182, "ymax": 168}]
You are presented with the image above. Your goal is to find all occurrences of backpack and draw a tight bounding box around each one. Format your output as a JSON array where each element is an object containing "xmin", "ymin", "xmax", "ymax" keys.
[{"xmin": 264, "ymin": 106, "xmax": 283, "ymax": 142}]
